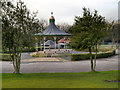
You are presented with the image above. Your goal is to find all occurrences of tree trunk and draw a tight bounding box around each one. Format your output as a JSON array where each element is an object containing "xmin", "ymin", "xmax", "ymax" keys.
[
  {"xmin": 102, "ymin": 40, "xmax": 104, "ymax": 45},
  {"xmin": 15, "ymin": 55, "xmax": 19, "ymax": 74},
  {"xmin": 116, "ymin": 41, "xmax": 118, "ymax": 49},
  {"xmin": 97, "ymin": 40, "xmax": 100, "ymax": 49},
  {"xmin": 111, "ymin": 36, "xmax": 114, "ymax": 49},
  {"xmin": 12, "ymin": 53, "xmax": 21, "ymax": 74},
  {"xmin": 89, "ymin": 47, "xmax": 94, "ymax": 71},
  {"xmin": 94, "ymin": 44, "xmax": 97, "ymax": 71},
  {"xmin": 12, "ymin": 55, "xmax": 16, "ymax": 73},
  {"xmin": 116, "ymin": 29, "xmax": 119, "ymax": 49}
]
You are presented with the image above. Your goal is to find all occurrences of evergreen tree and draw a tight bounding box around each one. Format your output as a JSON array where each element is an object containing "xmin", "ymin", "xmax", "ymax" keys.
[{"xmin": 70, "ymin": 7, "xmax": 112, "ymax": 71}]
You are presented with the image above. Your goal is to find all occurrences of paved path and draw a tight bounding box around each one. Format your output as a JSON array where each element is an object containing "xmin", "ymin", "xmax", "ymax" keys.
[
  {"xmin": 22, "ymin": 57, "xmax": 66, "ymax": 62},
  {"xmin": 21, "ymin": 52, "xmax": 35, "ymax": 60},
  {"xmin": 1, "ymin": 55, "xmax": 118, "ymax": 73}
]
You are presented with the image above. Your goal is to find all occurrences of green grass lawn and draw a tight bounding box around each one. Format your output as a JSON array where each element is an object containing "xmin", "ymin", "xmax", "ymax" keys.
[{"xmin": 2, "ymin": 70, "xmax": 119, "ymax": 88}]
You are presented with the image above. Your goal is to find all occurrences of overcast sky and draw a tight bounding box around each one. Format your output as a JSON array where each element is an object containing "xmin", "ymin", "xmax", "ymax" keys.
[{"xmin": 15, "ymin": 0, "xmax": 119, "ymax": 25}]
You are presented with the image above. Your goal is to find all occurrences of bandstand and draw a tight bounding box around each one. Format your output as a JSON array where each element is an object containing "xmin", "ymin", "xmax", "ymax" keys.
[{"xmin": 35, "ymin": 12, "xmax": 71, "ymax": 54}]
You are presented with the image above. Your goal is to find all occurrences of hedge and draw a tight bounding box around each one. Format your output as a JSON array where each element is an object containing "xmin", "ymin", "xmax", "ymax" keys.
[
  {"xmin": 2, "ymin": 47, "xmax": 43, "ymax": 53},
  {"xmin": 71, "ymin": 50, "xmax": 116, "ymax": 61}
]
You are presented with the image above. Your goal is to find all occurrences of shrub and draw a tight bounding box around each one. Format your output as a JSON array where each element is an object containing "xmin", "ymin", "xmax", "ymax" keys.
[
  {"xmin": 22, "ymin": 47, "xmax": 36, "ymax": 52},
  {"xmin": 0, "ymin": 53, "xmax": 12, "ymax": 61},
  {"xmin": 30, "ymin": 53, "xmax": 46, "ymax": 57},
  {"xmin": 22, "ymin": 47, "xmax": 43, "ymax": 52},
  {"xmin": 71, "ymin": 50, "xmax": 115, "ymax": 61}
]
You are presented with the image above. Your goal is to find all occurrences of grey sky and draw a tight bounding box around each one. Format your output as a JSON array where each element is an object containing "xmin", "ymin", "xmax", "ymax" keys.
[{"xmin": 15, "ymin": 0, "xmax": 119, "ymax": 25}]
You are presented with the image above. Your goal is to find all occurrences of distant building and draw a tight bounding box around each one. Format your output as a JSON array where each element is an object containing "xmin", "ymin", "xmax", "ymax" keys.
[{"xmin": 58, "ymin": 38, "xmax": 71, "ymax": 44}]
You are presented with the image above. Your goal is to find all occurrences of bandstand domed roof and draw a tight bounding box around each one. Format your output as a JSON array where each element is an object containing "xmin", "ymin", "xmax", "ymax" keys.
[{"xmin": 35, "ymin": 12, "xmax": 72, "ymax": 36}]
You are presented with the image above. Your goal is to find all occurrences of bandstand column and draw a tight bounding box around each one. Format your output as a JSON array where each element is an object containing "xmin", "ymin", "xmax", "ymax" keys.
[
  {"xmin": 40, "ymin": 38, "xmax": 42, "ymax": 51},
  {"xmin": 68, "ymin": 37, "xmax": 70, "ymax": 49},
  {"xmin": 64, "ymin": 37, "xmax": 66, "ymax": 49},
  {"xmin": 35, "ymin": 38, "xmax": 38, "ymax": 52},
  {"xmin": 35, "ymin": 43, "xmax": 38, "ymax": 51},
  {"xmin": 54, "ymin": 36, "xmax": 57, "ymax": 51},
  {"xmin": 49, "ymin": 39, "xmax": 51, "ymax": 51},
  {"xmin": 43, "ymin": 36, "xmax": 46, "ymax": 51},
  {"xmin": 66, "ymin": 37, "xmax": 68, "ymax": 51},
  {"xmin": 59, "ymin": 43, "xmax": 60, "ymax": 51},
  {"xmin": 58, "ymin": 37, "xmax": 60, "ymax": 51}
]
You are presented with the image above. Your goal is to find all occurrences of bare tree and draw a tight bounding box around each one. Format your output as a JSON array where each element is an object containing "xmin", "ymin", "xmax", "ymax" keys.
[{"xmin": 57, "ymin": 22, "xmax": 72, "ymax": 33}]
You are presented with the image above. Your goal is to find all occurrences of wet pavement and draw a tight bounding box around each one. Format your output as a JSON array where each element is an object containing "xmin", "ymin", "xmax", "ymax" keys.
[
  {"xmin": 1, "ymin": 55, "xmax": 118, "ymax": 73},
  {"xmin": 21, "ymin": 52, "xmax": 35, "ymax": 60}
]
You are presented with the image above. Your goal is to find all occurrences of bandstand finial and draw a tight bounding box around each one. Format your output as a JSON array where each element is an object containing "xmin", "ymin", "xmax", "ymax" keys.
[
  {"xmin": 51, "ymin": 12, "xmax": 53, "ymax": 16},
  {"xmin": 49, "ymin": 12, "xmax": 55, "ymax": 23}
]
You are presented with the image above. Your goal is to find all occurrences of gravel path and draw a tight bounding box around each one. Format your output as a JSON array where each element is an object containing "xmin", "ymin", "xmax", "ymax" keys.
[{"xmin": 1, "ymin": 55, "xmax": 118, "ymax": 73}]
